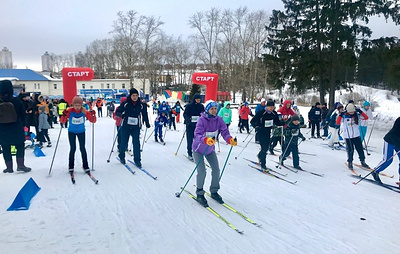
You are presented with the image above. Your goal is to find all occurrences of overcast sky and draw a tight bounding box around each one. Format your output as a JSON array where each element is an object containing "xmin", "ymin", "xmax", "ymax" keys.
[{"xmin": 2, "ymin": 0, "xmax": 399, "ymax": 71}]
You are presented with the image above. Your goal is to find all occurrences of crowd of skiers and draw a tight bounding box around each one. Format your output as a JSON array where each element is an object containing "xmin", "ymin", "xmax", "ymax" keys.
[{"xmin": 1, "ymin": 78, "xmax": 399, "ymax": 198}]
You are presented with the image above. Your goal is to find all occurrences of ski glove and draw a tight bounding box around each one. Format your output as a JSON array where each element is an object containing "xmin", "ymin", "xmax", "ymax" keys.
[
  {"xmin": 146, "ymin": 122, "xmax": 151, "ymax": 128},
  {"xmin": 356, "ymin": 108, "xmax": 362, "ymax": 114},
  {"xmin": 204, "ymin": 137, "xmax": 216, "ymax": 146},
  {"xmin": 228, "ymin": 137, "xmax": 237, "ymax": 146},
  {"xmin": 302, "ymin": 137, "xmax": 306, "ymax": 141}
]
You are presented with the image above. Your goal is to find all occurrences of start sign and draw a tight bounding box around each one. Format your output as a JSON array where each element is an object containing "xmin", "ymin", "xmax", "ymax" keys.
[
  {"xmin": 62, "ymin": 67, "xmax": 94, "ymax": 104},
  {"xmin": 192, "ymin": 73, "xmax": 219, "ymax": 102}
]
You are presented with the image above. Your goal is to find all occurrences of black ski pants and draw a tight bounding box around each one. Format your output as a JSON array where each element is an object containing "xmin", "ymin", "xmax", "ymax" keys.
[{"xmin": 345, "ymin": 137, "xmax": 365, "ymax": 163}]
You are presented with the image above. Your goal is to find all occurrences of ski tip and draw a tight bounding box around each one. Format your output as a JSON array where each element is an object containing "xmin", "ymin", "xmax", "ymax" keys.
[{"xmin": 236, "ymin": 229, "xmax": 244, "ymax": 234}]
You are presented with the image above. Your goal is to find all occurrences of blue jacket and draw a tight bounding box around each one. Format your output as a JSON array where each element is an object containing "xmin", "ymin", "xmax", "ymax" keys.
[
  {"xmin": 68, "ymin": 110, "xmax": 87, "ymax": 134},
  {"xmin": 155, "ymin": 114, "xmax": 169, "ymax": 126},
  {"xmin": 183, "ymin": 101, "xmax": 205, "ymax": 126}
]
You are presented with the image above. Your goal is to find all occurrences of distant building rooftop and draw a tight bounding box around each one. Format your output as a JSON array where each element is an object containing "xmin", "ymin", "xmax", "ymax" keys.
[{"xmin": 0, "ymin": 69, "xmax": 49, "ymax": 81}]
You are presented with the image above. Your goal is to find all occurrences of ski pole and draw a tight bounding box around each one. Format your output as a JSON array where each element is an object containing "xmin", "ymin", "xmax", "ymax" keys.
[
  {"xmin": 360, "ymin": 126, "xmax": 370, "ymax": 156},
  {"xmin": 163, "ymin": 125, "xmax": 168, "ymax": 140},
  {"xmin": 175, "ymin": 145, "xmax": 210, "ymax": 197},
  {"xmin": 242, "ymin": 127, "xmax": 254, "ymax": 143},
  {"xmin": 91, "ymin": 121, "xmax": 95, "ymax": 171},
  {"xmin": 366, "ymin": 117, "xmax": 377, "ymax": 148},
  {"xmin": 235, "ymin": 134, "xmax": 253, "ymax": 159},
  {"xmin": 175, "ymin": 128, "xmax": 186, "ymax": 156},
  {"xmin": 48, "ymin": 126, "xmax": 63, "ymax": 176},
  {"xmin": 219, "ymin": 144, "xmax": 234, "ymax": 180},
  {"xmin": 145, "ymin": 129, "xmax": 155, "ymax": 142},
  {"xmin": 353, "ymin": 150, "xmax": 400, "ymax": 185},
  {"xmin": 279, "ymin": 135, "xmax": 294, "ymax": 166},
  {"xmin": 140, "ymin": 127, "xmax": 148, "ymax": 152},
  {"xmin": 107, "ymin": 127, "xmax": 120, "ymax": 163}
]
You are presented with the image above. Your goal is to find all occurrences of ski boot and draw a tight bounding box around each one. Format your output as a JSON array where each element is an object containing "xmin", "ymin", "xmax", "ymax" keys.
[
  {"xmin": 211, "ymin": 192, "xmax": 224, "ymax": 204},
  {"xmin": 361, "ymin": 161, "xmax": 370, "ymax": 168},
  {"xmin": 196, "ymin": 194, "xmax": 208, "ymax": 207},
  {"xmin": 347, "ymin": 162, "xmax": 353, "ymax": 169},
  {"xmin": 371, "ymin": 171, "xmax": 382, "ymax": 184}
]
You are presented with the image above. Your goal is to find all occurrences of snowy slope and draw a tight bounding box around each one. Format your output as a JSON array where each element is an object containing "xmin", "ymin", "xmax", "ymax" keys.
[{"xmin": 0, "ymin": 103, "xmax": 399, "ymax": 254}]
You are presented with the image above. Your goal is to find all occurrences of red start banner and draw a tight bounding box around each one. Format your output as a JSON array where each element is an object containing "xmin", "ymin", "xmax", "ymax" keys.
[
  {"xmin": 191, "ymin": 73, "xmax": 219, "ymax": 102},
  {"xmin": 62, "ymin": 67, "xmax": 94, "ymax": 104}
]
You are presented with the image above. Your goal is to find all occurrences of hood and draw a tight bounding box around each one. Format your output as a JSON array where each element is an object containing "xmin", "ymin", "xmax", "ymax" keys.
[
  {"xmin": 224, "ymin": 101, "xmax": 230, "ymax": 108},
  {"xmin": 283, "ymin": 100, "xmax": 291, "ymax": 108}
]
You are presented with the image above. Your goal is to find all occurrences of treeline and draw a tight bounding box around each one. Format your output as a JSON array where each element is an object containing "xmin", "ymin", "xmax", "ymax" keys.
[{"xmin": 48, "ymin": 3, "xmax": 399, "ymax": 106}]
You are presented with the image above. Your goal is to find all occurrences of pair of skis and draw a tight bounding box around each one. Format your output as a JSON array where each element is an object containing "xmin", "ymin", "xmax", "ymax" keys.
[
  {"xmin": 117, "ymin": 157, "xmax": 158, "ymax": 180},
  {"xmin": 70, "ymin": 171, "xmax": 98, "ymax": 184},
  {"xmin": 182, "ymin": 188, "xmax": 261, "ymax": 234}
]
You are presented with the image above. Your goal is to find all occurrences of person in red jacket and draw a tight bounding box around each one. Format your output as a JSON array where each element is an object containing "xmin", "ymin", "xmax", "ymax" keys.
[
  {"xmin": 278, "ymin": 100, "xmax": 295, "ymax": 121},
  {"xmin": 239, "ymin": 102, "xmax": 254, "ymax": 133}
]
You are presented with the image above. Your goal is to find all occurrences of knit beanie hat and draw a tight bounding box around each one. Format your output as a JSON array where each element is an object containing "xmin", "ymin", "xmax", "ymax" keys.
[
  {"xmin": 0, "ymin": 80, "xmax": 13, "ymax": 96},
  {"xmin": 130, "ymin": 88, "xmax": 139, "ymax": 96},
  {"xmin": 205, "ymin": 100, "xmax": 218, "ymax": 113},
  {"xmin": 291, "ymin": 115, "xmax": 300, "ymax": 122},
  {"xmin": 364, "ymin": 101, "xmax": 370, "ymax": 107},
  {"xmin": 266, "ymin": 100, "xmax": 275, "ymax": 107},
  {"xmin": 71, "ymin": 96, "xmax": 83, "ymax": 105},
  {"xmin": 315, "ymin": 102, "xmax": 321, "ymax": 106},
  {"xmin": 346, "ymin": 103, "xmax": 355, "ymax": 113},
  {"xmin": 261, "ymin": 98, "xmax": 266, "ymax": 103}
]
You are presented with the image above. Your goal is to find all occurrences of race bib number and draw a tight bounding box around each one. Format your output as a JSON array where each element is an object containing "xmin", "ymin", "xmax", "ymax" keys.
[
  {"xmin": 71, "ymin": 116, "xmax": 84, "ymax": 125},
  {"xmin": 315, "ymin": 111, "xmax": 320, "ymax": 115},
  {"xmin": 191, "ymin": 116, "xmax": 199, "ymax": 123},
  {"xmin": 264, "ymin": 120, "xmax": 273, "ymax": 128},
  {"xmin": 224, "ymin": 113, "xmax": 229, "ymax": 118},
  {"xmin": 206, "ymin": 130, "xmax": 218, "ymax": 138},
  {"xmin": 127, "ymin": 117, "xmax": 139, "ymax": 125}
]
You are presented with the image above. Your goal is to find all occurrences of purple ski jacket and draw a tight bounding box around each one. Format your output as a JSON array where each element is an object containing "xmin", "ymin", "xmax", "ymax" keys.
[{"xmin": 192, "ymin": 112, "xmax": 232, "ymax": 155}]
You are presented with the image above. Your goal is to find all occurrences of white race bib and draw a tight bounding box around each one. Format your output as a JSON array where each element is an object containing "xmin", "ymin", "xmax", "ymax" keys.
[
  {"xmin": 315, "ymin": 111, "xmax": 320, "ymax": 115},
  {"xmin": 71, "ymin": 116, "xmax": 84, "ymax": 125},
  {"xmin": 127, "ymin": 117, "xmax": 139, "ymax": 125},
  {"xmin": 191, "ymin": 116, "xmax": 199, "ymax": 123},
  {"xmin": 224, "ymin": 113, "xmax": 229, "ymax": 118},
  {"xmin": 264, "ymin": 120, "xmax": 273, "ymax": 128},
  {"xmin": 206, "ymin": 131, "xmax": 218, "ymax": 138}
]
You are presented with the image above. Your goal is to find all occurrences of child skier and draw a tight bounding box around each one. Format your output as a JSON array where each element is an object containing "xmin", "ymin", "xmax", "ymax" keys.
[
  {"xmin": 336, "ymin": 103, "xmax": 369, "ymax": 170},
  {"xmin": 359, "ymin": 100, "xmax": 373, "ymax": 142},
  {"xmin": 155, "ymin": 111, "xmax": 169, "ymax": 143},
  {"xmin": 168, "ymin": 108, "xmax": 177, "ymax": 130},
  {"xmin": 60, "ymin": 96, "xmax": 97, "ymax": 172},
  {"xmin": 37, "ymin": 105, "xmax": 51, "ymax": 148},
  {"xmin": 327, "ymin": 103, "xmax": 344, "ymax": 148},
  {"xmin": 279, "ymin": 115, "xmax": 306, "ymax": 169},
  {"xmin": 308, "ymin": 102, "xmax": 322, "ymax": 138},
  {"xmin": 371, "ymin": 117, "xmax": 400, "ymax": 183},
  {"xmin": 193, "ymin": 100, "xmax": 237, "ymax": 207}
]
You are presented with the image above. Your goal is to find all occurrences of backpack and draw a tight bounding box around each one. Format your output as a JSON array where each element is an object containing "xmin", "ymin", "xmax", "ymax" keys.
[{"xmin": 0, "ymin": 99, "xmax": 17, "ymax": 123}]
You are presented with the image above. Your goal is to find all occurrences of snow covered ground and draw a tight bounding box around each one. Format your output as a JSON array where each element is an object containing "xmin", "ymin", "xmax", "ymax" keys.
[{"xmin": 0, "ymin": 97, "xmax": 399, "ymax": 254}]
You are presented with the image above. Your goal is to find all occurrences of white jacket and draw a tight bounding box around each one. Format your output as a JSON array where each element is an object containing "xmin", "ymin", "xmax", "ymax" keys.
[{"xmin": 359, "ymin": 108, "xmax": 373, "ymax": 127}]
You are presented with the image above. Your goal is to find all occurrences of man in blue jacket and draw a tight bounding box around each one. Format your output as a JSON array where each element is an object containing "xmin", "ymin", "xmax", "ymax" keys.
[{"xmin": 183, "ymin": 93, "xmax": 204, "ymax": 161}]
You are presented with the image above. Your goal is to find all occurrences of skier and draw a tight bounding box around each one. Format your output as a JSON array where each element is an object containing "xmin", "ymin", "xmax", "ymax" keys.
[
  {"xmin": 60, "ymin": 96, "xmax": 97, "ymax": 172},
  {"xmin": 158, "ymin": 101, "xmax": 170, "ymax": 114},
  {"xmin": 371, "ymin": 117, "xmax": 400, "ymax": 183},
  {"xmin": 0, "ymin": 80, "xmax": 31, "ymax": 173},
  {"xmin": 155, "ymin": 111, "xmax": 169, "ymax": 143},
  {"xmin": 279, "ymin": 115, "xmax": 306, "ymax": 169},
  {"xmin": 37, "ymin": 105, "xmax": 51, "ymax": 148},
  {"xmin": 250, "ymin": 100, "xmax": 282, "ymax": 169},
  {"xmin": 193, "ymin": 100, "xmax": 237, "ymax": 207},
  {"xmin": 173, "ymin": 101, "xmax": 183, "ymax": 123},
  {"xmin": 255, "ymin": 98, "xmax": 266, "ymax": 114},
  {"xmin": 239, "ymin": 102, "xmax": 253, "ymax": 133},
  {"xmin": 112, "ymin": 97, "xmax": 127, "ymax": 153},
  {"xmin": 308, "ymin": 102, "xmax": 322, "ymax": 138},
  {"xmin": 95, "ymin": 97, "xmax": 103, "ymax": 117},
  {"xmin": 116, "ymin": 88, "xmax": 151, "ymax": 167},
  {"xmin": 217, "ymin": 101, "xmax": 232, "ymax": 128},
  {"xmin": 168, "ymin": 108, "xmax": 177, "ymax": 130},
  {"xmin": 278, "ymin": 99, "xmax": 295, "ymax": 121},
  {"xmin": 327, "ymin": 103, "xmax": 344, "ymax": 148},
  {"xmin": 183, "ymin": 93, "xmax": 204, "ymax": 161},
  {"xmin": 336, "ymin": 103, "xmax": 370, "ymax": 169},
  {"xmin": 359, "ymin": 100, "xmax": 373, "ymax": 142},
  {"xmin": 321, "ymin": 103, "xmax": 329, "ymax": 137}
]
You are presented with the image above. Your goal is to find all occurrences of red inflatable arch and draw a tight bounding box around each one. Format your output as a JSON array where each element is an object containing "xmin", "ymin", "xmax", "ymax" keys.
[
  {"xmin": 62, "ymin": 67, "xmax": 94, "ymax": 104},
  {"xmin": 192, "ymin": 73, "xmax": 219, "ymax": 102}
]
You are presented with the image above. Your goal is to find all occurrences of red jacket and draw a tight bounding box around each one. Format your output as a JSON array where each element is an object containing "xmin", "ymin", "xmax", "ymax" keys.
[
  {"xmin": 239, "ymin": 106, "xmax": 252, "ymax": 120},
  {"xmin": 278, "ymin": 100, "xmax": 295, "ymax": 121}
]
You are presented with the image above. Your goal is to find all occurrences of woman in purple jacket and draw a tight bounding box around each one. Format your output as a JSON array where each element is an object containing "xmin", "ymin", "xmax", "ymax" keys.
[{"xmin": 193, "ymin": 100, "xmax": 237, "ymax": 207}]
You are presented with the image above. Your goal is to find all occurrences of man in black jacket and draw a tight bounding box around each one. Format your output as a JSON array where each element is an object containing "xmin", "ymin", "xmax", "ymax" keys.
[
  {"xmin": 308, "ymin": 102, "xmax": 322, "ymax": 138},
  {"xmin": 116, "ymin": 88, "xmax": 150, "ymax": 167},
  {"xmin": 250, "ymin": 100, "xmax": 282, "ymax": 169},
  {"xmin": 183, "ymin": 93, "xmax": 204, "ymax": 161}
]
